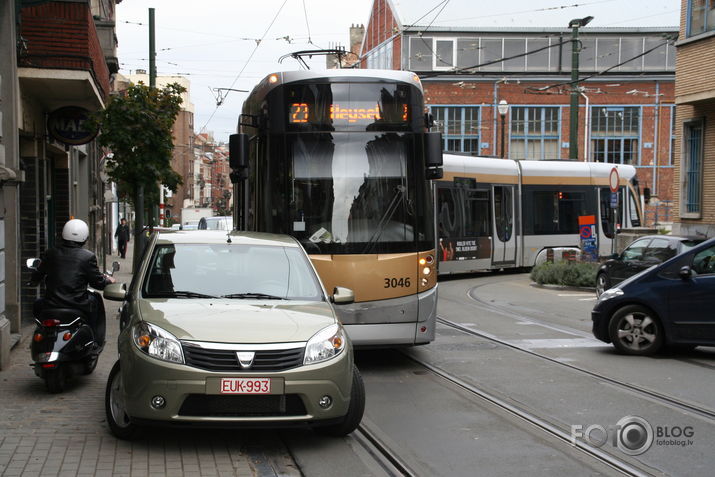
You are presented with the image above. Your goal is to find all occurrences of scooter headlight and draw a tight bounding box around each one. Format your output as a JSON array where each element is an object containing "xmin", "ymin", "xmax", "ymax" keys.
[
  {"xmin": 133, "ymin": 322, "xmax": 184, "ymax": 364},
  {"xmin": 304, "ymin": 324, "xmax": 346, "ymax": 365}
]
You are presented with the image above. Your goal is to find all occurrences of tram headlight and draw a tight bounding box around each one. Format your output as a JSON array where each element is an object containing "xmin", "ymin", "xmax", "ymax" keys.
[
  {"xmin": 423, "ymin": 267, "xmax": 431, "ymax": 276},
  {"xmin": 304, "ymin": 324, "xmax": 346, "ymax": 365}
]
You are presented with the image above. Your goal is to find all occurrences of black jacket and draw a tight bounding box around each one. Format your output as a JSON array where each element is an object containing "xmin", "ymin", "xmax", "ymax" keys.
[
  {"xmin": 115, "ymin": 224, "xmax": 130, "ymax": 243},
  {"xmin": 31, "ymin": 240, "xmax": 110, "ymax": 311}
]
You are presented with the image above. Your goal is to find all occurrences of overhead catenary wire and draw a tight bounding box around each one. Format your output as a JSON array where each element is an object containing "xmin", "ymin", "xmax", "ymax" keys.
[{"xmin": 199, "ymin": 0, "xmax": 289, "ymax": 134}]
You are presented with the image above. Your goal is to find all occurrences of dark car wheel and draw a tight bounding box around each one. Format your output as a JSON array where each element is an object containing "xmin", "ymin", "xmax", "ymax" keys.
[
  {"xmin": 313, "ymin": 366, "xmax": 365, "ymax": 437},
  {"xmin": 106, "ymin": 361, "xmax": 142, "ymax": 440},
  {"xmin": 595, "ymin": 273, "xmax": 610, "ymax": 297},
  {"xmin": 608, "ymin": 305, "xmax": 664, "ymax": 356}
]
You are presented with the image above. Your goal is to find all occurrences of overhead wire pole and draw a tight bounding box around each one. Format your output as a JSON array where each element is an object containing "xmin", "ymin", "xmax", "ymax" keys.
[
  {"xmin": 568, "ymin": 16, "xmax": 593, "ymax": 161},
  {"xmin": 133, "ymin": 8, "xmax": 153, "ymax": 272}
]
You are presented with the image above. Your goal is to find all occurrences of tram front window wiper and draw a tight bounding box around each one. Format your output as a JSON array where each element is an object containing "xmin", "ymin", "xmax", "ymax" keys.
[
  {"xmin": 362, "ymin": 185, "xmax": 406, "ymax": 254},
  {"xmin": 221, "ymin": 293, "xmax": 287, "ymax": 300}
]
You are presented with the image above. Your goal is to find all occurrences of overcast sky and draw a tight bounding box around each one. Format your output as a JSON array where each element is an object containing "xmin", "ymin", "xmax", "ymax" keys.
[{"xmin": 115, "ymin": 0, "xmax": 679, "ymax": 142}]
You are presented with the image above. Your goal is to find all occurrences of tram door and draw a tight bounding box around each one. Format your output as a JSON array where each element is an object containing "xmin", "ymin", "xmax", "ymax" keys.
[{"xmin": 492, "ymin": 185, "xmax": 517, "ymax": 266}]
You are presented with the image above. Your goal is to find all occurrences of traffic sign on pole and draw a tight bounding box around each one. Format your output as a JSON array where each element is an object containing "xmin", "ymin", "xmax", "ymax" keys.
[{"xmin": 609, "ymin": 167, "xmax": 619, "ymax": 193}]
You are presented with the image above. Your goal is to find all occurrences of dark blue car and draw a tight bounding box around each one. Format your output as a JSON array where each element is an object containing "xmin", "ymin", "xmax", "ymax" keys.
[{"xmin": 592, "ymin": 236, "xmax": 715, "ymax": 355}]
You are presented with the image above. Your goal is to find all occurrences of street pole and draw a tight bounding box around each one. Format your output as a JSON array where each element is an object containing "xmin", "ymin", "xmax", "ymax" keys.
[
  {"xmin": 497, "ymin": 99, "xmax": 509, "ymax": 159},
  {"xmin": 500, "ymin": 115, "xmax": 506, "ymax": 159},
  {"xmin": 133, "ymin": 7, "xmax": 154, "ymax": 272},
  {"xmin": 568, "ymin": 16, "xmax": 593, "ymax": 161}
]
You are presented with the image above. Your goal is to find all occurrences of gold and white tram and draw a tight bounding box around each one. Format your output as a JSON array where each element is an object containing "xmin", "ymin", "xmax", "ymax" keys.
[
  {"xmin": 229, "ymin": 69, "xmax": 443, "ymax": 346},
  {"xmin": 436, "ymin": 154, "xmax": 643, "ymax": 274}
]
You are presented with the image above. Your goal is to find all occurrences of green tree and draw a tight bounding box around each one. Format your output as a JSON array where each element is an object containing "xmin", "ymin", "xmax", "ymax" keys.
[
  {"xmin": 89, "ymin": 82, "xmax": 186, "ymax": 269},
  {"xmin": 91, "ymin": 82, "xmax": 185, "ymax": 208}
]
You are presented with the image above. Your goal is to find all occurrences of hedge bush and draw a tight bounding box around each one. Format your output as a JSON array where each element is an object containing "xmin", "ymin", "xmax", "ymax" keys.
[{"xmin": 530, "ymin": 260, "xmax": 599, "ymax": 288}]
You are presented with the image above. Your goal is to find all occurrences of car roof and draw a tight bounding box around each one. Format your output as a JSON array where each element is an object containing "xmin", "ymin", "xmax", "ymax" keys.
[
  {"xmin": 156, "ymin": 230, "xmax": 300, "ymax": 247},
  {"xmin": 632, "ymin": 235, "xmax": 705, "ymax": 243}
]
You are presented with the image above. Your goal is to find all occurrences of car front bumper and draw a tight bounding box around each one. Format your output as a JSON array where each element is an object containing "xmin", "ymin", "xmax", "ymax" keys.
[{"xmin": 118, "ymin": 338, "xmax": 354, "ymax": 425}]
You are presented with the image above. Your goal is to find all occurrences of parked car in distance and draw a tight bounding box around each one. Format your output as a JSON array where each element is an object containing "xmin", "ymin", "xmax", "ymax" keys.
[
  {"xmin": 198, "ymin": 216, "xmax": 233, "ymax": 231},
  {"xmin": 103, "ymin": 230, "xmax": 364, "ymax": 439},
  {"xmin": 181, "ymin": 220, "xmax": 199, "ymax": 230},
  {"xmin": 595, "ymin": 235, "xmax": 704, "ymax": 296},
  {"xmin": 592, "ymin": 236, "xmax": 715, "ymax": 355}
]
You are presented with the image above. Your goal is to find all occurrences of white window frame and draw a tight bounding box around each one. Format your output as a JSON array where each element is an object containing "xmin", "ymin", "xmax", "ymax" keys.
[{"xmin": 433, "ymin": 38, "xmax": 457, "ymax": 70}]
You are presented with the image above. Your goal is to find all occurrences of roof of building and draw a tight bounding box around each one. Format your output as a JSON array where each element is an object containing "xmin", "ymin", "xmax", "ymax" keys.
[{"xmin": 381, "ymin": 0, "xmax": 678, "ymax": 32}]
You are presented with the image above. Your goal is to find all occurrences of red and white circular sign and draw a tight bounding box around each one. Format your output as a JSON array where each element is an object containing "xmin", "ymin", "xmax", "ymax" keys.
[{"xmin": 609, "ymin": 167, "xmax": 620, "ymax": 193}]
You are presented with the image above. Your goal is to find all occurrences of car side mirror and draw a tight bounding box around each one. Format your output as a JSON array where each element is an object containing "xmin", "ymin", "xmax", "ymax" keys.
[
  {"xmin": 611, "ymin": 253, "xmax": 620, "ymax": 259},
  {"xmin": 26, "ymin": 258, "xmax": 41, "ymax": 270},
  {"xmin": 679, "ymin": 266, "xmax": 694, "ymax": 280},
  {"xmin": 331, "ymin": 286, "xmax": 354, "ymax": 305},
  {"xmin": 104, "ymin": 282, "xmax": 127, "ymax": 301}
]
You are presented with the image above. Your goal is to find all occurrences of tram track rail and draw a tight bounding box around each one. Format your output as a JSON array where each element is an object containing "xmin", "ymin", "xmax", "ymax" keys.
[
  {"xmin": 399, "ymin": 349, "xmax": 652, "ymax": 477},
  {"xmin": 437, "ymin": 316, "xmax": 715, "ymax": 421},
  {"xmin": 352, "ymin": 423, "xmax": 418, "ymax": 477}
]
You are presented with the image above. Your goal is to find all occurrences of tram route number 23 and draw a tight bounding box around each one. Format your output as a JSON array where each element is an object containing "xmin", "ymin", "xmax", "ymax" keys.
[{"xmin": 384, "ymin": 277, "xmax": 411, "ymax": 288}]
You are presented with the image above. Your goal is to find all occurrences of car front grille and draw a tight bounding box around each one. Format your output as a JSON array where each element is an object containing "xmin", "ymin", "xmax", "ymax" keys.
[
  {"xmin": 178, "ymin": 394, "xmax": 307, "ymax": 417},
  {"xmin": 181, "ymin": 343, "xmax": 305, "ymax": 372}
]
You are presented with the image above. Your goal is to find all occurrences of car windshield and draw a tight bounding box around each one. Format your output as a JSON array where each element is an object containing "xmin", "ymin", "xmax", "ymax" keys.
[{"xmin": 143, "ymin": 243, "xmax": 324, "ymax": 301}]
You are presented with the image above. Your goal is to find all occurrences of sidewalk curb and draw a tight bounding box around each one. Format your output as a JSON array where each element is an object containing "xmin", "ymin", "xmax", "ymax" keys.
[{"xmin": 530, "ymin": 282, "xmax": 596, "ymax": 293}]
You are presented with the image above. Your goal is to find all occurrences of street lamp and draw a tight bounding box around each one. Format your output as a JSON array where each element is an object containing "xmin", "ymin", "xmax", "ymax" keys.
[
  {"xmin": 568, "ymin": 15, "xmax": 594, "ymax": 161},
  {"xmin": 497, "ymin": 99, "xmax": 509, "ymax": 159}
]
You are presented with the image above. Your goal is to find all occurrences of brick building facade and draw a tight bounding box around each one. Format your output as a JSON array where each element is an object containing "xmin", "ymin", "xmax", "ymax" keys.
[
  {"xmin": 356, "ymin": 0, "xmax": 678, "ymax": 226},
  {"xmin": 673, "ymin": 0, "xmax": 715, "ymax": 237}
]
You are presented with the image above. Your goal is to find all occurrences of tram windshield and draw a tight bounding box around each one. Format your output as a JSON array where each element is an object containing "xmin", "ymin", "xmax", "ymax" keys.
[{"xmin": 272, "ymin": 132, "xmax": 433, "ymax": 254}]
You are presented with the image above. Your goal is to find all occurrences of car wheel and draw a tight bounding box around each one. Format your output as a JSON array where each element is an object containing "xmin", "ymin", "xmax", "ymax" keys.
[
  {"xmin": 595, "ymin": 273, "xmax": 609, "ymax": 297},
  {"xmin": 313, "ymin": 366, "xmax": 365, "ymax": 437},
  {"xmin": 44, "ymin": 366, "xmax": 65, "ymax": 394},
  {"xmin": 608, "ymin": 305, "xmax": 664, "ymax": 356},
  {"xmin": 105, "ymin": 361, "xmax": 142, "ymax": 439}
]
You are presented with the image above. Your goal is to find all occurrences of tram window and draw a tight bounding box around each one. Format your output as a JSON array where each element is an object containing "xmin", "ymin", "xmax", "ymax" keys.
[
  {"xmin": 530, "ymin": 190, "xmax": 586, "ymax": 235},
  {"xmin": 437, "ymin": 186, "xmax": 459, "ymax": 238},
  {"xmin": 494, "ymin": 186, "xmax": 513, "ymax": 242},
  {"xmin": 628, "ymin": 190, "xmax": 641, "ymax": 227},
  {"xmin": 600, "ymin": 187, "xmax": 624, "ymax": 239},
  {"xmin": 465, "ymin": 189, "xmax": 490, "ymax": 237}
]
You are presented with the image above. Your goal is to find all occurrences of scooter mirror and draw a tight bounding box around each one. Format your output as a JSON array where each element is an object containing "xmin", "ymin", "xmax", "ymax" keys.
[{"xmin": 26, "ymin": 258, "xmax": 41, "ymax": 270}]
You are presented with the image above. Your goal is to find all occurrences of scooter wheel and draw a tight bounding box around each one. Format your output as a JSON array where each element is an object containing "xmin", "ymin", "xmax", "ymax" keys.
[
  {"xmin": 81, "ymin": 355, "xmax": 99, "ymax": 375},
  {"xmin": 45, "ymin": 367, "xmax": 65, "ymax": 394}
]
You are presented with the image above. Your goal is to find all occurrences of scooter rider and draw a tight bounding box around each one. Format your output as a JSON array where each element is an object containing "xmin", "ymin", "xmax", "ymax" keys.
[{"xmin": 31, "ymin": 219, "xmax": 115, "ymax": 347}]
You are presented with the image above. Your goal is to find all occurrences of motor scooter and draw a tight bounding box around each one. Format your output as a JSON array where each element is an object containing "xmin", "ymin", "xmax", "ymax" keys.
[{"xmin": 26, "ymin": 258, "xmax": 119, "ymax": 393}]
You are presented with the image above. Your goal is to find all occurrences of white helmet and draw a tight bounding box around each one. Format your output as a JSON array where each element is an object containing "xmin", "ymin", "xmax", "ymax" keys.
[{"xmin": 62, "ymin": 219, "xmax": 89, "ymax": 243}]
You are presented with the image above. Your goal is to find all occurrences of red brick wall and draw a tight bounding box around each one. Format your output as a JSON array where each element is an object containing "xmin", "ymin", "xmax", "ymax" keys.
[
  {"xmin": 20, "ymin": 1, "xmax": 111, "ymax": 99},
  {"xmin": 423, "ymin": 79, "xmax": 675, "ymax": 205},
  {"xmin": 361, "ymin": 0, "xmax": 399, "ymax": 65}
]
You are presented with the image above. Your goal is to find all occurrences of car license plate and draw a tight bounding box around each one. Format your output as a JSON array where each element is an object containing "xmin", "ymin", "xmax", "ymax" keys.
[{"xmin": 219, "ymin": 377, "xmax": 271, "ymax": 394}]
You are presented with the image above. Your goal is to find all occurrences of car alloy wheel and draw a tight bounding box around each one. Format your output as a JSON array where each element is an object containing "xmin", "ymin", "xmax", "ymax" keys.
[
  {"xmin": 608, "ymin": 305, "xmax": 664, "ymax": 356},
  {"xmin": 105, "ymin": 361, "xmax": 141, "ymax": 439},
  {"xmin": 596, "ymin": 273, "xmax": 609, "ymax": 297}
]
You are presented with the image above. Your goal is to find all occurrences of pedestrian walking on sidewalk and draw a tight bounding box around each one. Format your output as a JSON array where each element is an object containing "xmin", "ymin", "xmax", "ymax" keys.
[{"xmin": 115, "ymin": 218, "xmax": 130, "ymax": 259}]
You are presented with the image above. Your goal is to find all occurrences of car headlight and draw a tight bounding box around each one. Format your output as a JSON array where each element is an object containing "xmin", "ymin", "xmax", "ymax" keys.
[
  {"xmin": 304, "ymin": 324, "xmax": 346, "ymax": 365},
  {"xmin": 598, "ymin": 287, "xmax": 624, "ymax": 303},
  {"xmin": 133, "ymin": 322, "xmax": 184, "ymax": 364}
]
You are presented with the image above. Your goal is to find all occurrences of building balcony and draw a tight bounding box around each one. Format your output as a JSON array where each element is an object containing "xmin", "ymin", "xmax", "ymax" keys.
[{"xmin": 18, "ymin": 0, "xmax": 111, "ymax": 112}]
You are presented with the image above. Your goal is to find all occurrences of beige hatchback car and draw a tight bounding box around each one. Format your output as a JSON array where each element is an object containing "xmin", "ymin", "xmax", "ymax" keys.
[{"xmin": 102, "ymin": 230, "xmax": 364, "ymax": 438}]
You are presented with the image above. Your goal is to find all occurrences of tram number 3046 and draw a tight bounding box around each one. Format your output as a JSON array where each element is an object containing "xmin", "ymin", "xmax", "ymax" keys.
[{"xmin": 384, "ymin": 277, "xmax": 411, "ymax": 288}]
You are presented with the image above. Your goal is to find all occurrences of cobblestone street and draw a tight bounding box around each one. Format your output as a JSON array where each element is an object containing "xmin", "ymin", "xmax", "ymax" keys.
[{"xmin": 0, "ymin": 249, "xmax": 292, "ymax": 477}]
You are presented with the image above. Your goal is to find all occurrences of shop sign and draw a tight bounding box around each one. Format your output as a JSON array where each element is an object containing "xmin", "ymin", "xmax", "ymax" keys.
[{"xmin": 47, "ymin": 106, "xmax": 99, "ymax": 145}]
